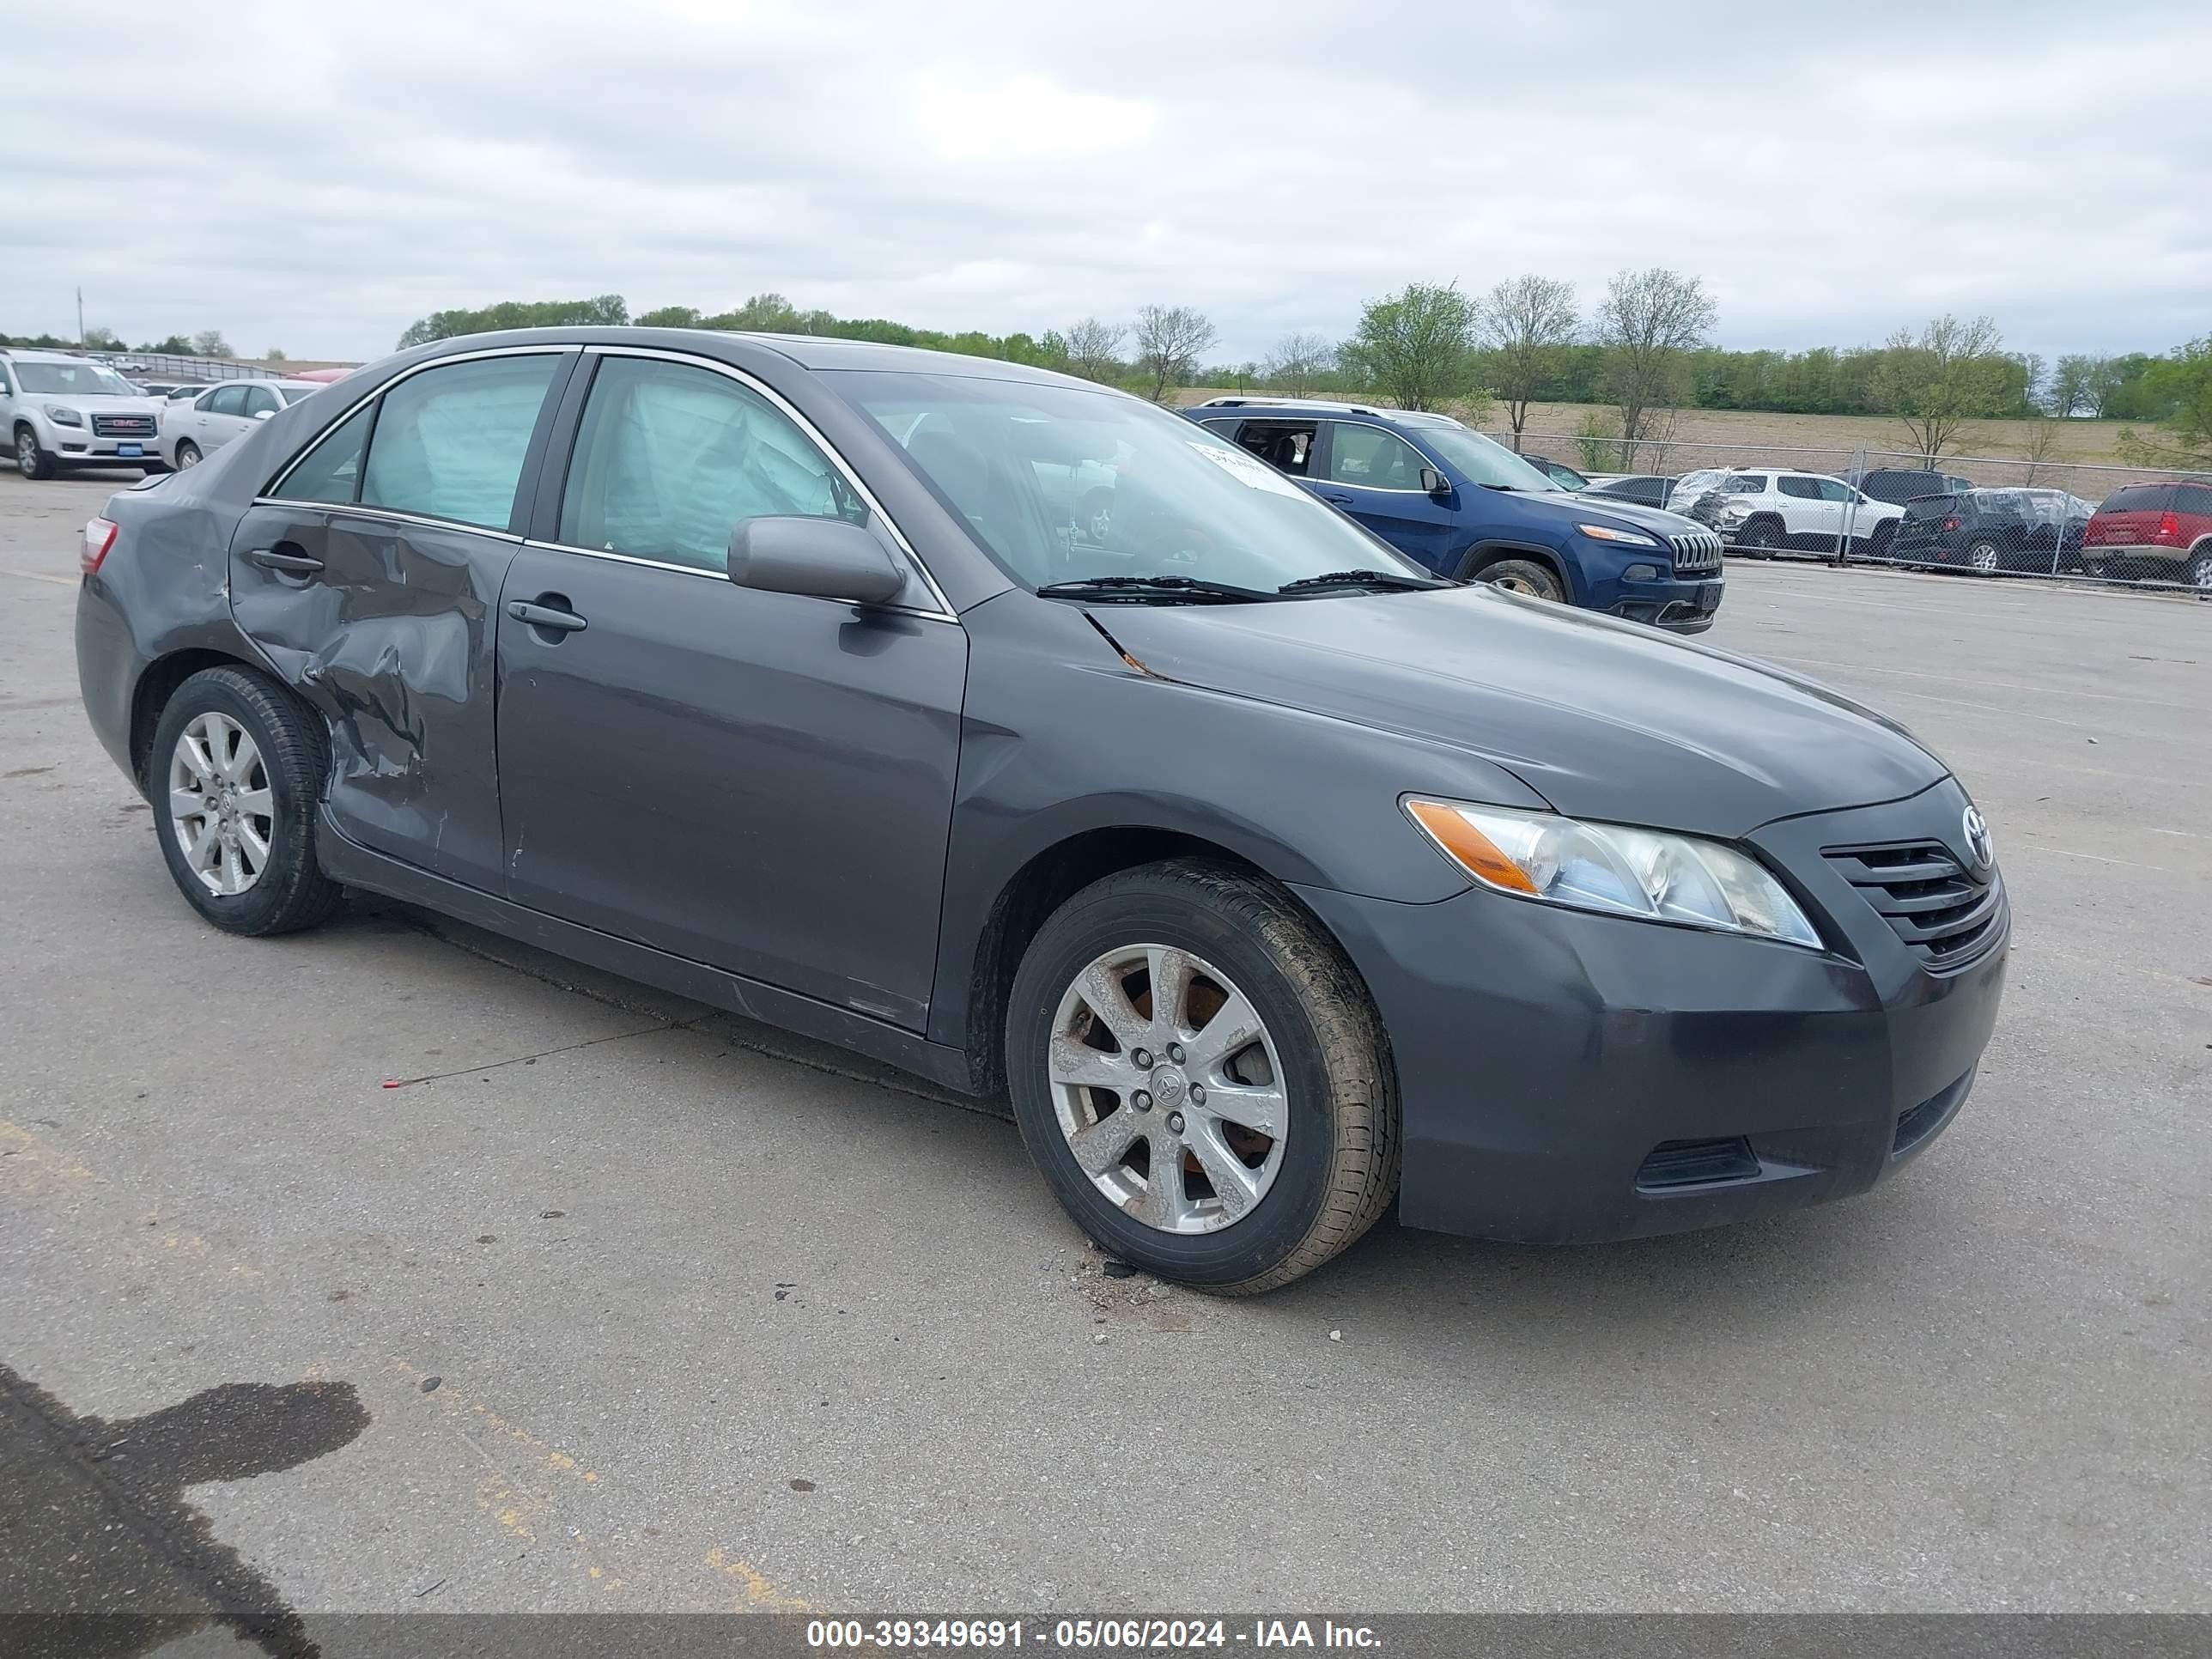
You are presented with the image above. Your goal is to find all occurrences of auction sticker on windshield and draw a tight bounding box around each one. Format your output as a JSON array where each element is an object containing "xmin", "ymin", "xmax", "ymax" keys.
[{"xmin": 1187, "ymin": 441, "xmax": 1309, "ymax": 499}]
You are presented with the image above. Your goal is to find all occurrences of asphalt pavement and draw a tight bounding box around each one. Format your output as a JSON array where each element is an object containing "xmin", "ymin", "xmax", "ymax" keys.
[{"xmin": 2, "ymin": 467, "xmax": 2204, "ymax": 1630}]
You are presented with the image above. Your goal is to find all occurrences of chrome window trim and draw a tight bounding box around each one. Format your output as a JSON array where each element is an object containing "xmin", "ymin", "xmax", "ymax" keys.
[
  {"xmin": 575, "ymin": 344, "xmax": 957, "ymax": 619},
  {"xmin": 246, "ymin": 498, "xmax": 527, "ymax": 544},
  {"xmin": 259, "ymin": 343, "xmax": 571, "ymax": 502},
  {"xmin": 519, "ymin": 537, "xmax": 960, "ymax": 625}
]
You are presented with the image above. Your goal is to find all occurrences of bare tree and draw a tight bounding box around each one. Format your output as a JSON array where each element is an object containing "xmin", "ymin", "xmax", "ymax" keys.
[
  {"xmin": 1131, "ymin": 306, "xmax": 1218, "ymax": 402},
  {"xmin": 2019, "ymin": 416, "xmax": 2060, "ymax": 485},
  {"xmin": 1338, "ymin": 282, "xmax": 1480, "ymax": 412},
  {"xmin": 1474, "ymin": 275, "xmax": 1578, "ymax": 450},
  {"xmin": 190, "ymin": 328, "xmax": 233, "ymax": 358},
  {"xmin": 1868, "ymin": 313, "xmax": 2008, "ymax": 465},
  {"xmin": 1590, "ymin": 268, "xmax": 1716, "ymax": 466},
  {"xmin": 1262, "ymin": 331, "xmax": 1335, "ymax": 398},
  {"xmin": 1062, "ymin": 317, "xmax": 1127, "ymax": 382}
]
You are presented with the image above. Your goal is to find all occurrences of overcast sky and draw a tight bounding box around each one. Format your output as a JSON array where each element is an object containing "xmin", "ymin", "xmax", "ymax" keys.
[{"xmin": 7, "ymin": 0, "xmax": 2206, "ymax": 365}]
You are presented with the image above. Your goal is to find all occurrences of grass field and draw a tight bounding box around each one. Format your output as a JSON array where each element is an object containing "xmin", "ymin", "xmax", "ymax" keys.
[{"xmin": 1176, "ymin": 391, "xmax": 2160, "ymax": 489}]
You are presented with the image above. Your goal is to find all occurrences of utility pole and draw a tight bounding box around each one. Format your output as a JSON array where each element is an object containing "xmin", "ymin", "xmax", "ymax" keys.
[{"xmin": 76, "ymin": 287, "xmax": 85, "ymax": 346}]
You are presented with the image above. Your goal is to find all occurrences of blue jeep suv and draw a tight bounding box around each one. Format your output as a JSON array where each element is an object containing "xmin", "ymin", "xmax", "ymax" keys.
[{"xmin": 1183, "ymin": 398, "xmax": 1725, "ymax": 631}]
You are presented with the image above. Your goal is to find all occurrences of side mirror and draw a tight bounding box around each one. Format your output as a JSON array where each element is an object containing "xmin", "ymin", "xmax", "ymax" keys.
[
  {"xmin": 728, "ymin": 516, "xmax": 905, "ymax": 606},
  {"xmin": 1419, "ymin": 466, "xmax": 1449, "ymax": 497},
  {"xmin": 253, "ymin": 409, "xmax": 276, "ymax": 421}
]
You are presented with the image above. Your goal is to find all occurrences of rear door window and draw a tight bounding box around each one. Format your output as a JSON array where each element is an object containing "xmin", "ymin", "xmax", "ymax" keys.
[
  {"xmin": 557, "ymin": 355, "xmax": 866, "ymax": 574},
  {"xmin": 241, "ymin": 385, "xmax": 283, "ymax": 419},
  {"xmin": 360, "ymin": 354, "xmax": 562, "ymax": 532},
  {"xmin": 1778, "ymin": 477, "xmax": 1822, "ymax": 500},
  {"xmin": 2176, "ymin": 485, "xmax": 2212, "ymax": 517},
  {"xmin": 1233, "ymin": 420, "xmax": 1318, "ymax": 477}
]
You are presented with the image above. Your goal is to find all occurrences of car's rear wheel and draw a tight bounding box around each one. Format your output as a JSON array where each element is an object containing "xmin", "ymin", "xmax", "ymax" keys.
[
  {"xmin": 2186, "ymin": 549, "xmax": 2212, "ymax": 592},
  {"xmin": 1006, "ymin": 860, "xmax": 1399, "ymax": 1293},
  {"xmin": 174, "ymin": 441, "xmax": 203, "ymax": 469},
  {"xmin": 1967, "ymin": 539, "xmax": 2002, "ymax": 575},
  {"xmin": 1474, "ymin": 558, "xmax": 1565, "ymax": 603},
  {"xmin": 1737, "ymin": 518, "xmax": 1783, "ymax": 556},
  {"xmin": 150, "ymin": 666, "xmax": 343, "ymax": 937},
  {"xmin": 14, "ymin": 425, "xmax": 55, "ymax": 481}
]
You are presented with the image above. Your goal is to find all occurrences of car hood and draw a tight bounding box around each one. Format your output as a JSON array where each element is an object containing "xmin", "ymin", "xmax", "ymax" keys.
[
  {"xmin": 51, "ymin": 394, "xmax": 167, "ymax": 417},
  {"xmin": 1092, "ymin": 586, "xmax": 1948, "ymax": 837},
  {"xmin": 1493, "ymin": 488, "xmax": 1709, "ymax": 538}
]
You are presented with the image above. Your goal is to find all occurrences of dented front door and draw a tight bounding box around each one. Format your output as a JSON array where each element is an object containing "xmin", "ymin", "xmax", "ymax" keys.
[{"xmin": 227, "ymin": 501, "xmax": 519, "ymax": 890}]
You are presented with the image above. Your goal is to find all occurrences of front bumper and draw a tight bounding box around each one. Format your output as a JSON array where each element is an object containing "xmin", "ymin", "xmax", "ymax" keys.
[
  {"xmin": 50, "ymin": 427, "xmax": 161, "ymax": 464},
  {"xmin": 1293, "ymin": 776, "xmax": 2007, "ymax": 1243},
  {"xmin": 1608, "ymin": 574, "xmax": 1723, "ymax": 634}
]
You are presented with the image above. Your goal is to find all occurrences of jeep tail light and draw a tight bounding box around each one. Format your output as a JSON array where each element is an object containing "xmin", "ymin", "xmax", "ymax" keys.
[
  {"xmin": 2154, "ymin": 512, "xmax": 2181, "ymax": 544},
  {"xmin": 1941, "ymin": 516, "xmax": 1961, "ymax": 532},
  {"xmin": 81, "ymin": 517, "xmax": 118, "ymax": 575}
]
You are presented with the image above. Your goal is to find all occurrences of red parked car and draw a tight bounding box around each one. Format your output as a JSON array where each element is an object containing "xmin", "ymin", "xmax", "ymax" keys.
[{"xmin": 2080, "ymin": 481, "xmax": 2212, "ymax": 590}]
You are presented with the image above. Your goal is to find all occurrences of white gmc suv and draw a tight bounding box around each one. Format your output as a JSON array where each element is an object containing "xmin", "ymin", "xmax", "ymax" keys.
[
  {"xmin": 0, "ymin": 349, "xmax": 167, "ymax": 479},
  {"xmin": 1668, "ymin": 468, "xmax": 1904, "ymax": 559}
]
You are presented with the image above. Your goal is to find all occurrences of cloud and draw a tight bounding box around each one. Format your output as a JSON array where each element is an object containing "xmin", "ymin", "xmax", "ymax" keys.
[{"xmin": 3, "ymin": 0, "xmax": 2204, "ymax": 362}]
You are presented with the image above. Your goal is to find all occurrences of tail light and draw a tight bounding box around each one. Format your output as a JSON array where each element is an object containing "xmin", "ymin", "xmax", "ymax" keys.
[
  {"xmin": 2154, "ymin": 512, "xmax": 2181, "ymax": 543},
  {"xmin": 81, "ymin": 517, "xmax": 119, "ymax": 576},
  {"xmin": 1941, "ymin": 516, "xmax": 1961, "ymax": 532}
]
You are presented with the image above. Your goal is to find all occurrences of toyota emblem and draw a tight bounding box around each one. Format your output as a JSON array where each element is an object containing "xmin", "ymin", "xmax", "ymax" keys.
[{"xmin": 1962, "ymin": 806, "xmax": 1993, "ymax": 872}]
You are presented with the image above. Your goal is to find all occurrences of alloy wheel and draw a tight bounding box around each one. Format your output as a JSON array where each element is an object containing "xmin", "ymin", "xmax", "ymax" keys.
[
  {"xmin": 15, "ymin": 430, "xmax": 33, "ymax": 472},
  {"xmin": 177, "ymin": 442, "xmax": 201, "ymax": 468},
  {"xmin": 1969, "ymin": 540, "xmax": 2001, "ymax": 574},
  {"xmin": 167, "ymin": 712, "xmax": 274, "ymax": 896},
  {"xmin": 1048, "ymin": 944, "xmax": 1288, "ymax": 1234}
]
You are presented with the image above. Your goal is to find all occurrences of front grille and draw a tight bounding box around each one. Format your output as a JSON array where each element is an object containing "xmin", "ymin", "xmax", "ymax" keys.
[
  {"xmin": 91, "ymin": 412, "xmax": 156, "ymax": 439},
  {"xmin": 1668, "ymin": 529, "xmax": 1723, "ymax": 573},
  {"xmin": 1822, "ymin": 841, "xmax": 2005, "ymax": 970}
]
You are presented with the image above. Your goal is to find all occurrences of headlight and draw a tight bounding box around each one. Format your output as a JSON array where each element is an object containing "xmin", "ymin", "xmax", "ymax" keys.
[
  {"xmin": 1405, "ymin": 798, "xmax": 1823, "ymax": 948},
  {"xmin": 1575, "ymin": 522, "xmax": 1658, "ymax": 548},
  {"xmin": 46, "ymin": 405, "xmax": 84, "ymax": 428}
]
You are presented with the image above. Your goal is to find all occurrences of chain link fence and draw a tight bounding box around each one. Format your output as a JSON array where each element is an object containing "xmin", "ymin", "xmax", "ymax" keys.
[{"xmin": 1500, "ymin": 429, "xmax": 2212, "ymax": 594}]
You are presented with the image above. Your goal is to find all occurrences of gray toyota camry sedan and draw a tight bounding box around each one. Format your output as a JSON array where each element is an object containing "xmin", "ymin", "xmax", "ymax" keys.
[{"xmin": 75, "ymin": 329, "xmax": 2008, "ymax": 1291}]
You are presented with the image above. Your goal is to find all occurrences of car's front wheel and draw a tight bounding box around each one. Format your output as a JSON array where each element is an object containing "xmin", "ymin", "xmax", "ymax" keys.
[
  {"xmin": 2185, "ymin": 549, "xmax": 2212, "ymax": 592},
  {"xmin": 1006, "ymin": 860, "xmax": 1399, "ymax": 1293},
  {"xmin": 149, "ymin": 665, "xmax": 343, "ymax": 936},
  {"xmin": 14, "ymin": 424, "xmax": 55, "ymax": 480},
  {"xmin": 1473, "ymin": 557, "xmax": 1565, "ymax": 603}
]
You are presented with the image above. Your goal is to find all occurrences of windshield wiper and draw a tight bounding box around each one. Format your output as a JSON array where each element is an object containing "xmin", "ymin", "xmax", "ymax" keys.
[
  {"xmin": 1035, "ymin": 575, "xmax": 1274, "ymax": 604},
  {"xmin": 1276, "ymin": 568, "xmax": 1449, "ymax": 594}
]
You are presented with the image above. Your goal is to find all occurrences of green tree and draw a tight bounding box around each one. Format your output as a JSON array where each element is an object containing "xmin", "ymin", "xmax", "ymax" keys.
[
  {"xmin": 1339, "ymin": 281, "xmax": 1480, "ymax": 412},
  {"xmin": 635, "ymin": 305, "xmax": 702, "ymax": 329},
  {"xmin": 1131, "ymin": 305, "xmax": 1218, "ymax": 402},
  {"xmin": 2049, "ymin": 354, "xmax": 2106, "ymax": 417},
  {"xmin": 264, "ymin": 348, "xmax": 288, "ymax": 363},
  {"xmin": 191, "ymin": 329, "xmax": 234, "ymax": 357},
  {"xmin": 1866, "ymin": 313, "xmax": 2008, "ymax": 463},
  {"xmin": 138, "ymin": 334, "xmax": 193, "ymax": 356},
  {"xmin": 2117, "ymin": 337, "xmax": 2212, "ymax": 469},
  {"xmin": 1591, "ymin": 268, "xmax": 1716, "ymax": 463},
  {"xmin": 396, "ymin": 295, "xmax": 628, "ymax": 349},
  {"xmin": 1474, "ymin": 275, "xmax": 1577, "ymax": 448},
  {"xmin": 82, "ymin": 325, "xmax": 123, "ymax": 349}
]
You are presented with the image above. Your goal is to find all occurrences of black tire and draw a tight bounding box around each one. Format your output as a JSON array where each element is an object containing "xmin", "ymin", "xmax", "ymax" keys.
[
  {"xmin": 2185, "ymin": 549, "xmax": 2212, "ymax": 593},
  {"xmin": 173, "ymin": 440, "xmax": 203, "ymax": 470},
  {"xmin": 1006, "ymin": 859, "xmax": 1399, "ymax": 1294},
  {"xmin": 149, "ymin": 665, "xmax": 343, "ymax": 936},
  {"xmin": 1737, "ymin": 517, "xmax": 1783, "ymax": 556},
  {"xmin": 14, "ymin": 424, "xmax": 56, "ymax": 481},
  {"xmin": 1473, "ymin": 557, "xmax": 1565, "ymax": 603}
]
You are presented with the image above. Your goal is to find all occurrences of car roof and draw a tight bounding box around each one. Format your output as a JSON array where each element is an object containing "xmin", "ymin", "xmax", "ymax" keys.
[
  {"xmin": 1192, "ymin": 396, "xmax": 1461, "ymax": 428},
  {"xmin": 392, "ymin": 325, "xmax": 1107, "ymax": 392},
  {"xmin": 0, "ymin": 347, "xmax": 104, "ymax": 364}
]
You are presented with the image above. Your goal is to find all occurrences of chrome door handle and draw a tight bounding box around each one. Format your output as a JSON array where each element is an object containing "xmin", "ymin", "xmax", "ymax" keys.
[{"xmin": 507, "ymin": 600, "xmax": 586, "ymax": 634}]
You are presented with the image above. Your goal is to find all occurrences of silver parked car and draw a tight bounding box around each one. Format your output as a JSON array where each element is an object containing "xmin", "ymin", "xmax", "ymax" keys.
[{"xmin": 161, "ymin": 380, "xmax": 325, "ymax": 470}]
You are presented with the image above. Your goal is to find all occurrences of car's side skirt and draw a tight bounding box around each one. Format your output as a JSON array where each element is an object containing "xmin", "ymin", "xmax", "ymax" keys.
[{"xmin": 314, "ymin": 808, "xmax": 984, "ymax": 1097}]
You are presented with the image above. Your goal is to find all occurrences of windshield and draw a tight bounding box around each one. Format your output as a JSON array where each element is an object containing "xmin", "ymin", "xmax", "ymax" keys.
[
  {"xmin": 830, "ymin": 371, "xmax": 1428, "ymax": 592},
  {"xmin": 1406, "ymin": 424, "xmax": 1561, "ymax": 492},
  {"xmin": 14, "ymin": 362, "xmax": 138, "ymax": 397}
]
